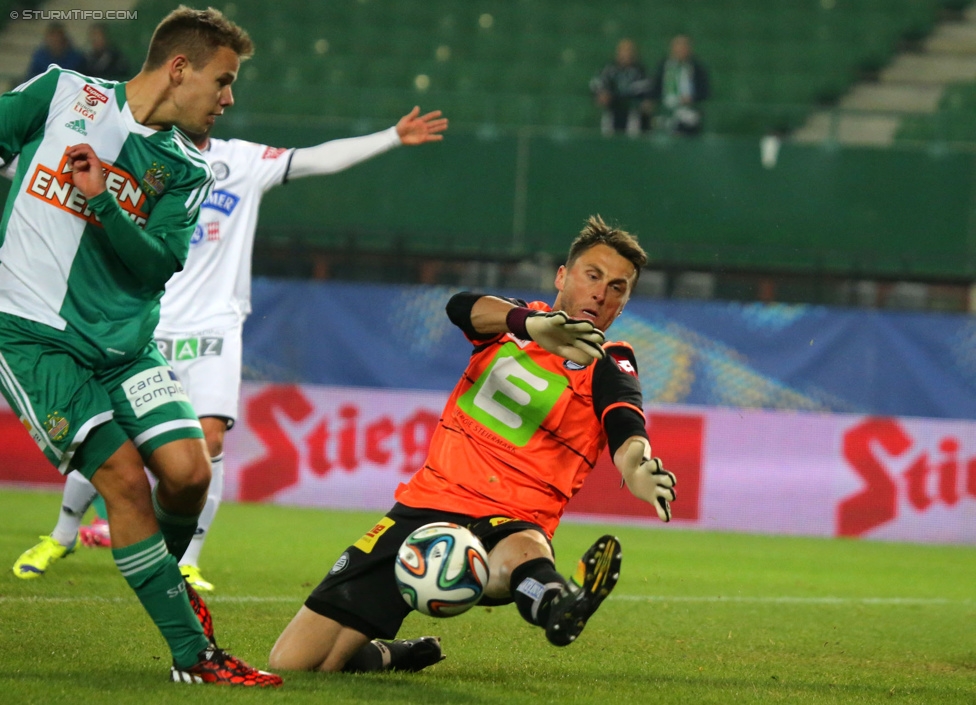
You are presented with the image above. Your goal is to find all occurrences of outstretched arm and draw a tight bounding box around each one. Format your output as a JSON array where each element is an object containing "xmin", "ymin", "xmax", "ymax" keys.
[
  {"xmin": 445, "ymin": 292, "xmax": 606, "ymax": 366},
  {"xmin": 286, "ymin": 106, "xmax": 447, "ymax": 180},
  {"xmin": 614, "ymin": 437, "xmax": 676, "ymax": 522}
]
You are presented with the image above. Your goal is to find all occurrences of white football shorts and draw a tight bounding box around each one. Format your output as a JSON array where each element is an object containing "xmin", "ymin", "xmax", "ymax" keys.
[{"xmin": 154, "ymin": 324, "xmax": 243, "ymax": 427}]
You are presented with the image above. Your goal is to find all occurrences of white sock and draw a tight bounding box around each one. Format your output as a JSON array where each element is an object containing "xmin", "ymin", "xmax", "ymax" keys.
[
  {"xmin": 51, "ymin": 472, "xmax": 98, "ymax": 546},
  {"xmin": 179, "ymin": 454, "xmax": 223, "ymax": 568}
]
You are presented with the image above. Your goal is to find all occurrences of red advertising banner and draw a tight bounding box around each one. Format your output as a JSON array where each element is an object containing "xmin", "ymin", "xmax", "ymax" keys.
[
  {"xmin": 4, "ymin": 385, "xmax": 976, "ymax": 544},
  {"xmin": 0, "ymin": 408, "xmax": 62, "ymax": 485}
]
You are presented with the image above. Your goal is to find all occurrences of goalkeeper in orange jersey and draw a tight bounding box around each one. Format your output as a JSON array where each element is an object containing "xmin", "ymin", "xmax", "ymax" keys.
[{"xmin": 268, "ymin": 215, "xmax": 676, "ymax": 673}]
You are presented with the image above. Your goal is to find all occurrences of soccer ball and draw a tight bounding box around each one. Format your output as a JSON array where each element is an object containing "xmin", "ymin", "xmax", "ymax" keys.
[{"xmin": 394, "ymin": 522, "xmax": 490, "ymax": 617}]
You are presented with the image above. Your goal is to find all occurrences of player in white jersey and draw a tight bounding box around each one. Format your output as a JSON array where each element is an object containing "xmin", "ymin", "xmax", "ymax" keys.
[
  {"xmin": 0, "ymin": 7, "xmax": 283, "ymax": 687},
  {"xmin": 13, "ymin": 106, "xmax": 448, "ymax": 596}
]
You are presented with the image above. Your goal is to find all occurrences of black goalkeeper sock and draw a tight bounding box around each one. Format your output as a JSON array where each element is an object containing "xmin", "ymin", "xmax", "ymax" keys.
[
  {"xmin": 510, "ymin": 557, "xmax": 568, "ymax": 627},
  {"xmin": 342, "ymin": 641, "xmax": 386, "ymax": 672},
  {"xmin": 342, "ymin": 637, "xmax": 444, "ymax": 673}
]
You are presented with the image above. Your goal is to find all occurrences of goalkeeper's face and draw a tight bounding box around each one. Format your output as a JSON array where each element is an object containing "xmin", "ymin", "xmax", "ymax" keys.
[{"xmin": 553, "ymin": 243, "xmax": 636, "ymax": 333}]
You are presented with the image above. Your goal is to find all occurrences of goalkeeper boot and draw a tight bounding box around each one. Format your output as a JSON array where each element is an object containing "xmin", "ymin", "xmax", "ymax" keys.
[
  {"xmin": 378, "ymin": 636, "xmax": 445, "ymax": 672},
  {"xmin": 545, "ymin": 535, "xmax": 621, "ymax": 646},
  {"xmin": 79, "ymin": 518, "xmax": 111, "ymax": 548},
  {"xmin": 170, "ymin": 645, "xmax": 282, "ymax": 687},
  {"xmin": 12, "ymin": 535, "xmax": 76, "ymax": 579},
  {"xmin": 180, "ymin": 564, "xmax": 215, "ymax": 592},
  {"xmin": 185, "ymin": 580, "xmax": 217, "ymax": 646}
]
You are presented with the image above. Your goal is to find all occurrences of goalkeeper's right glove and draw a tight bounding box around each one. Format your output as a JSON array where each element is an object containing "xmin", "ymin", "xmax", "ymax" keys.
[
  {"xmin": 618, "ymin": 442, "xmax": 677, "ymax": 522},
  {"xmin": 508, "ymin": 308, "xmax": 606, "ymax": 367}
]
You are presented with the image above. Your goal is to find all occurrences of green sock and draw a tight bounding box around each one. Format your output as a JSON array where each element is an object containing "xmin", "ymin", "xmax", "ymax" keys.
[
  {"xmin": 151, "ymin": 485, "xmax": 200, "ymax": 561},
  {"xmin": 113, "ymin": 533, "xmax": 209, "ymax": 668},
  {"xmin": 92, "ymin": 494, "xmax": 108, "ymax": 521}
]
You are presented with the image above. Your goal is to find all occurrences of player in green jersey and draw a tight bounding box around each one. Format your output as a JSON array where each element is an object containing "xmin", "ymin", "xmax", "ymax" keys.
[{"xmin": 0, "ymin": 6, "xmax": 280, "ymax": 687}]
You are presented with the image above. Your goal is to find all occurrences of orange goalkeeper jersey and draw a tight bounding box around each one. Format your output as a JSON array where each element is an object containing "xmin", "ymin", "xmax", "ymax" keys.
[{"xmin": 394, "ymin": 301, "xmax": 644, "ymax": 537}]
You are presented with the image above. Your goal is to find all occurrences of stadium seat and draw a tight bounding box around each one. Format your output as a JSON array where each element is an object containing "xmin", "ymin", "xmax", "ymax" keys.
[{"xmin": 539, "ymin": 95, "xmax": 598, "ymax": 128}]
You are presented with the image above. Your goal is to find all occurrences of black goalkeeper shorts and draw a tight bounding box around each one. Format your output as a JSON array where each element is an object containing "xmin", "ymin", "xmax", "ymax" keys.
[{"xmin": 304, "ymin": 503, "xmax": 549, "ymax": 639}]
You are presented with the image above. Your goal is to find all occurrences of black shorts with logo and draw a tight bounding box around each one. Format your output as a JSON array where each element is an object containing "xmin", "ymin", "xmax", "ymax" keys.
[{"xmin": 304, "ymin": 503, "xmax": 550, "ymax": 640}]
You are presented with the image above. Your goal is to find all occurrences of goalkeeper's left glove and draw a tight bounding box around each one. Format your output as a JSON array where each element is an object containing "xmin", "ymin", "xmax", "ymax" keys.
[{"xmin": 618, "ymin": 441, "xmax": 677, "ymax": 522}]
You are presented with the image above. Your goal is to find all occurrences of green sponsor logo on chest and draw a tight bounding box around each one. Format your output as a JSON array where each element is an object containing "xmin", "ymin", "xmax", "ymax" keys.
[{"xmin": 457, "ymin": 342, "xmax": 568, "ymax": 447}]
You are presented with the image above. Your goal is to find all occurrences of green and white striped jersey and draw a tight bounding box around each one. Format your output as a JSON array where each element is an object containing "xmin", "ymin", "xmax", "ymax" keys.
[{"xmin": 0, "ymin": 66, "xmax": 212, "ymax": 366}]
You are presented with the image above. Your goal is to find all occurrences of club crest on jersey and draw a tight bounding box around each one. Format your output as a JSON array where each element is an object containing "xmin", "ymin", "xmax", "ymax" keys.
[
  {"xmin": 140, "ymin": 161, "xmax": 171, "ymax": 197},
  {"xmin": 44, "ymin": 412, "xmax": 69, "ymax": 442},
  {"xmin": 26, "ymin": 153, "xmax": 148, "ymax": 227},
  {"xmin": 72, "ymin": 84, "xmax": 109, "ymax": 121},
  {"xmin": 211, "ymin": 161, "xmax": 230, "ymax": 180}
]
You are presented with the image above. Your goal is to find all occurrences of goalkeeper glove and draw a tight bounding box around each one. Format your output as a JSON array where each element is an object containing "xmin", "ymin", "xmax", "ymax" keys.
[
  {"xmin": 618, "ymin": 442, "xmax": 677, "ymax": 522},
  {"xmin": 508, "ymin": 308, "xmax": 606, "ymax": 367}
]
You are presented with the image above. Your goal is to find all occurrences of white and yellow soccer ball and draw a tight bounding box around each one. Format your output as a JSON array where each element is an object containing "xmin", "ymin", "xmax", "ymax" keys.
[{"xmin": 394, "ymin": 522, "xmax": 490, "ymax": 617}]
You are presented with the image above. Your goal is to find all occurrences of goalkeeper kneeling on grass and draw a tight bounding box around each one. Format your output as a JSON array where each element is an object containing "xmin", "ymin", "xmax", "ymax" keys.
[{"xmin": 269, "ymin": 215, "xmax": 676, "ymax": 673}]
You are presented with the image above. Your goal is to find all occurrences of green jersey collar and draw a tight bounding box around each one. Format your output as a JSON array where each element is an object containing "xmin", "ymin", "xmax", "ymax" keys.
[{"xmin": 115, "ymin": 81, "xmax": 175, "ymax": 139}]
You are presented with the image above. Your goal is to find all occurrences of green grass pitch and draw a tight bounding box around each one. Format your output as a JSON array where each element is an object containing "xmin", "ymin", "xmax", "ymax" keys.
[{"xmin": 1, "ymin": 487, "xmax": 974, "ymax": 704}]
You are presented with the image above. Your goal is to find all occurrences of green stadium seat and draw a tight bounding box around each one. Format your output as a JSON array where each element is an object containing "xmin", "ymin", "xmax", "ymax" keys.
[
  {"xmin": 495, "ymin": 93, "xmax": 537, "ymax": 126},
  {"xmin": 538, "ymin": 95, "xmax": 598, "ymax": 128},
  {"xmin": 362, "ymin": 56, "xmax": 415, "ymax": 89},
  {"xmin": 454, "ymin": 61, "xmax": 504, "ymax": 93},
  {"xmin": 513, "ymin": 5, "xmax": 560, "ymax": 36},
  {"xmin": 554, "ymin": 4, "xmax": 606, "ymax": 37},
  {"xmin": 315, "ymin": 55, "xmax": 365, "ymax": 88},
  {"xmin": 469, "ymin": 30, "xmax": 519, "ymax": 61},
  {"xmin": 389, "ymin": 29, "xmax": 437, "ymax": 60},
  {"xmin": 306, "ymin": 1, "xmax": 357, "ymax": 27},
  {"xmin": 513, "ymin": 33, "xmax": 566, "ymax": 65},
  {"xmin": 468, "ymin": 1, "xmax": 517, "ymax": 33},
  {"xmin": 545, "ymin": 63, "xmax": 591, "ymax": 95},
  {"xmin": 428, "ymin": 91, "xmax": 497, "ymax": 125},
  {"xmin": 406, "ymin": 59, "xmax": 460, "ymax": 93}
]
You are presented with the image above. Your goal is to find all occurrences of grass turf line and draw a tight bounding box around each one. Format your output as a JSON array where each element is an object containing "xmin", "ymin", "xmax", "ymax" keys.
[{"xmin": 1, "ymin": 487, "xmax": 974, "ymax": 704}]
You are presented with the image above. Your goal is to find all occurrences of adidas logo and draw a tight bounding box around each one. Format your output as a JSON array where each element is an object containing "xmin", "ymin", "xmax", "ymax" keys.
[{"xmin": 65, "ymin": 119, "xmax": 87, "ymax": 135}]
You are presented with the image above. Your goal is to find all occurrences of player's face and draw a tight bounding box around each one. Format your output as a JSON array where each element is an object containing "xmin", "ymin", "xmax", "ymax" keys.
[
  {"xmin": 173, "ymin": 46, "xmax": 239, "ymax": 134},
  {"xmin": 552, "ymin": 243, "xmax": 636, "ymax": 333}
]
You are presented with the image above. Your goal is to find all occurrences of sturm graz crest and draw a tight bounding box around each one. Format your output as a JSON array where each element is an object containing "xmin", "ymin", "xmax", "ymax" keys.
[{"xmin": 211, "ymin": 161, "xmax": 230, "ymax": 180}]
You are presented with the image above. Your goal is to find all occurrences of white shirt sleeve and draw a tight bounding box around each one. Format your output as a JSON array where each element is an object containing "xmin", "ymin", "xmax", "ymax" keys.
[
  {"xmin": 229, "ymin": 140, "xmax": 294, "ymax": 194},
  {"xmin": 285, "ymin": 126, "xmax": 402, "ymax": 181}
]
